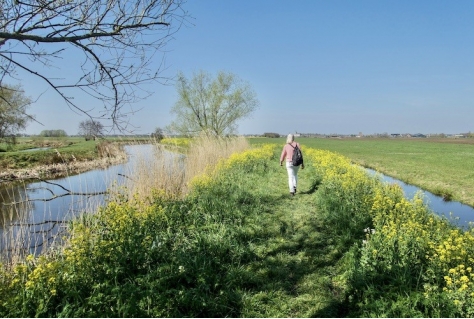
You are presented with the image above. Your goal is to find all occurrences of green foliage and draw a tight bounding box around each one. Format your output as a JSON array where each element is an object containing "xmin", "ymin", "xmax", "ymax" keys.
[
  {"xmin": 0, "ymin": 145, "xmax": 344, "ymax": 317},
  {"xmin": 301, "ymin": 146, "xmax": 474, "ymax": 317},
  {"xmin": 39, "ymin": 130, "xmax": 68, "ymax": 137},
  {"xmin": 169, "ymin": 70, "xmax": 259, "ymax": 136},
  {"xmin": 0, "ymin": 138, "xmax": 105, "ymax": 169},
  {"xmin": 250, "ymin": 137, "xmax": 474, "ymax": 207},
  {"xmin": 0, "ymin": 84, "xmax": 32, "ymax": 140},
  {"xmin": 2, "ymin": 141, "xmax": 473, "ymax": 317}
]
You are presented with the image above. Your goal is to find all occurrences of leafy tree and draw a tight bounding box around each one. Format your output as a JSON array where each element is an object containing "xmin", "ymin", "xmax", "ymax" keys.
[
  {"xmin": 39, "ymin": 130, "xmax": 68, "ymax": 137},
  {"xmin": 0, "ymin": 0, "xmax": 187, "ymax": 128},
  {"xmin": 78, "ymin": 120, "xmax": 104, "ymax": 140},
  {"xmin": 168, "ymin": 70, "xmax": 259, "ymax": 136},
  {"xmin": 0, "ymin": 84, "xmax": 33, "ymax": 142}
]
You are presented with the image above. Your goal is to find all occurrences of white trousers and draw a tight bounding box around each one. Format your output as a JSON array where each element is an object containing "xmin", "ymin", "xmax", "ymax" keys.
[{"xmin": 285, "ymin": 161, "xmax": 300, "ymax": 193}]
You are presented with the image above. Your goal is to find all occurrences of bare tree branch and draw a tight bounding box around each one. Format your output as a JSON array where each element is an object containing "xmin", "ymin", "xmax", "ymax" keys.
[
  {"xmin": 2, "ymin": 179, "xmax": 108, "ymax": 205},
  {"xmin": 0, "ymin": 0, "xmax": 189, "ymax": 130}
]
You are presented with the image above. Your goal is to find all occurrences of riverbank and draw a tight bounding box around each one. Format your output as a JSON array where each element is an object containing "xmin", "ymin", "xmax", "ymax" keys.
[
  {"xmin": 0, "ymin": 153, "xmax": 128, "ymax": 182},
  {"xmin": 1, "ymin": 143, "xmax": 474, "ymax": 317}
]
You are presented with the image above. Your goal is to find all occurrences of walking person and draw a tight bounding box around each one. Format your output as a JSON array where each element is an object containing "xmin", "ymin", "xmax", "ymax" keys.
[{"xmin": 280, "ymin": 134, "xmax": 304, "ymax": 196}]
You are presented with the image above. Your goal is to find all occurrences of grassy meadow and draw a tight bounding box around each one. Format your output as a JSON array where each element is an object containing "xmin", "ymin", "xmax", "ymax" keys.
[
  {"xmin": 250, "ymin": 137, "xmax": 474, "ymax": 207},
  {"xmin": 1, "ymin": 136, "xmax": 474, "ymax": 317},
  {"xmin": 0, "ymin": 136, "xmax": 150, "ymax": 171}
]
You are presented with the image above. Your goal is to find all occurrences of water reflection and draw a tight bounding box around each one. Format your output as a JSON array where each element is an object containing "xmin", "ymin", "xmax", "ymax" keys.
[
  {"xmin": 0, "ymin": 144, "xmax": 158, "ymax": 257},
  {"xmin": 366, "ymin": 168, "xmax": 474, "ymax": 229}
]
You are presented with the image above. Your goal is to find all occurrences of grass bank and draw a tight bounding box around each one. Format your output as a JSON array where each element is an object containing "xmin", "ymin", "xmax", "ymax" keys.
[
  {"xmin": 2, "ymin": 138, "xmax": 474, "ymax": 317},
  {"xmin": 0, "ymin": 137, "xmax": 143, "ymax": 181},
  {"xmin": 249, "ymin": 137, "xmax": 474, "ymax": 207},
  {"xmin": 0, "ymin": 140, "xmax": 348, "ymax": 317}
]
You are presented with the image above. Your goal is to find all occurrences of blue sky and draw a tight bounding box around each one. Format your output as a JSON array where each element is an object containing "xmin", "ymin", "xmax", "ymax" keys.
[{"xmin": 24, "ymin": 1, "xmax": 474, "ymax": 136}]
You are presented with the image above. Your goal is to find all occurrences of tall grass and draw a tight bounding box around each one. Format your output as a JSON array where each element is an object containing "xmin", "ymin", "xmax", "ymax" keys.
[
  {"xmin": 0, "ymin": 136, "xmax": 269, "ymax": 317},
  {"xmin": 3, "ymin": 138, "xmax": 474, "ymax": 317},
  {"xmin": 0, "ymin": 143, "xmax": 126, "ymax": 265},
  {"xmin": 124, "ymin": 133, "xmax": 250, "ymax": 202}
]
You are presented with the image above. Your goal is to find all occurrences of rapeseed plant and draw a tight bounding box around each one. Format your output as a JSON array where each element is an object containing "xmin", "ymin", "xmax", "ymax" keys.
[{"xmin": 2, "ymin": 139, "xmax": 474, "ymax": 317}]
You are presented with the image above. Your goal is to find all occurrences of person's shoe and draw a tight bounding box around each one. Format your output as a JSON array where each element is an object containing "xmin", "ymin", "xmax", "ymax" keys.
[
  {"xmin": 293, "ymin": 186, "xmax": 297, "ymax": 194},
  {"xmin": 290, "ymin": 192, "xmax": 295, "ymax": 197}
]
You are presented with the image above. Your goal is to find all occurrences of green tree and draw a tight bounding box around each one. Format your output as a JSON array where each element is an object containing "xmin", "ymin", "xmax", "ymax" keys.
[
  {"xmin": 0, "ymin": 84, "xmax": 33, "ymax": 142},
  {"xmin": 39, "ymin": 130, "xmax": 68, "ymax": 137},
  {"xmin": 168, "ymin": 70, "xmax": 259, "ymax": 136}
]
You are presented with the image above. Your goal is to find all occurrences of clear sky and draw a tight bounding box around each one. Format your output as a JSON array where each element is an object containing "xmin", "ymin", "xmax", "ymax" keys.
[{"xmin": 23, "ymin": 0, "xmax": 474, "ymax": 136}]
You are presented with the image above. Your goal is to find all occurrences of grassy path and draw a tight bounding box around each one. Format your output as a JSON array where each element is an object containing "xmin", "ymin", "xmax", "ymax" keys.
[
  {"xmin": 0, "ymin": 145, "xmax": 351, "ymax": 317},
  {"xmin": 237, "ymin": 159, "xmax": 347, "ymax": 317},
  {"xmin": 249, "ymin": 137, "xmax": 474, "ymax": 207}
]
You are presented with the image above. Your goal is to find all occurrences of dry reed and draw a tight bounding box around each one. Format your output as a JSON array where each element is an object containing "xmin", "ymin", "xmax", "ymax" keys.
[
  {"xmin": 124, "ymin": 134, "xmax": 250, "ymax": 203},
  {"xmin": 0, "ymin": 135, "xmax": 250, "ymax": 264},
  {"xmin": 0, "ymin": 147, "xmax": 124, "ymax": 266}
]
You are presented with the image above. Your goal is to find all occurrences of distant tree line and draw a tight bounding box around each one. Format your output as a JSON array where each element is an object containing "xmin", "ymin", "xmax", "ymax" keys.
[
  {"xmin": 263, "ymin": 132, "xmax": 280, "ymax": 138},
  {"xmin": 39, "ymin": 130, "xmax": 68, "ymax": 137}
]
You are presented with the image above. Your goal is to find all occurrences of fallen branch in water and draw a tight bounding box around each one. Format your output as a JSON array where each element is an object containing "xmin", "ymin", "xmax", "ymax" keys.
[{"xmin": 2, "ymin": 179, "xmax": 108, "ymax": 205}]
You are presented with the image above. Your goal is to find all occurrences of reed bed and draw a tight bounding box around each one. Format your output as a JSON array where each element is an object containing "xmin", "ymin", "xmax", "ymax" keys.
[{"xmin": 123, "ymin": 133, "xmax": 250, "ymax": 202}]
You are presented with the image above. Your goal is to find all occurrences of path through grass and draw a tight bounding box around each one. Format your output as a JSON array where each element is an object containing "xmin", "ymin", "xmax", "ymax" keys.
[
  {"xmin": 236, "ymin": 158, "xmax": 347, "ymax": 317},
  {"xmin": 0, "ymin": 145, "xmax": 351, "ymax": 317}
]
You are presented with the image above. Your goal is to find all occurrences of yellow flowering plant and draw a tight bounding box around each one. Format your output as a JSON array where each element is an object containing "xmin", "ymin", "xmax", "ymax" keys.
[{"xmin": 302, "ymin": 145, "xmax": 474, "ymax": 316}]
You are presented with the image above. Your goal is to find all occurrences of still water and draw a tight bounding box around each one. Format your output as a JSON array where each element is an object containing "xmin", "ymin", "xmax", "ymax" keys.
[
  {"xmin": 366, "ymin": 168, "xmax": 474, "ymax": 229},
  {"xmin": 2, "ymin": 146, "xmax": 473, "ymax": 257},
  {"xmin": 0, "ymin": 144, "xmax": 158, "ymax": 256}
]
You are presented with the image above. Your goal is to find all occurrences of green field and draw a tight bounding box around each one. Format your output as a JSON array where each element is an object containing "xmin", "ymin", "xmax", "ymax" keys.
[
  {"xmin": 249, "ymin": 137, "xmax": 474, "ymax": 207},
  {"xmin": 0, "ymin": 136, "xmax": 149, "ymax": 170}
]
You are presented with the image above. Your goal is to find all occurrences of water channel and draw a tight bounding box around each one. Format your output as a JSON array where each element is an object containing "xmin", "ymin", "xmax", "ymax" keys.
[
  {"xmin": 0, "ymin": 144, "xmax": 158, "ymax": 257},
  {"xmin": 366, "ymin": 168, "xmax": 474, "ymax": 229},
  {"xmin": 1, "ymin": 145, "xmax": 473, "ymax": 258}
]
